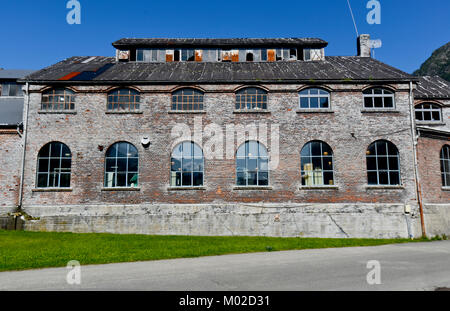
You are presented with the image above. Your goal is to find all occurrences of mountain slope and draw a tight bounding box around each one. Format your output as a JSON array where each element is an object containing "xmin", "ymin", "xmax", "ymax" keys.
[{"xmin": 413, "ymin": 42, "xmax": 450, "ymax": 81}]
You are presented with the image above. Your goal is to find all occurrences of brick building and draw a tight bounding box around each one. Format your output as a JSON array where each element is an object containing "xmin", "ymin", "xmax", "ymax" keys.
[
  {"xmin": 1, "ymin": 35, "xmax": 448, "ymax": 237},
  {"xmin": 0, "ymin": 70, "xmax": 35, "ymax": 216}
]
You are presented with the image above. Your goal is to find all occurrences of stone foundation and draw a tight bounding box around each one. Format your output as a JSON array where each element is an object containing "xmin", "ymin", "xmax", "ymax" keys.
[{"xmin": 20, "ymin": 203, "xmax": 425, "ymax": 238}]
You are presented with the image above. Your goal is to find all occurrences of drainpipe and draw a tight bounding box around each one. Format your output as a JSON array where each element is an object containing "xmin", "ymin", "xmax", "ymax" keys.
[
  {"xmin": 18, "ymin": 82, "xmax": 30, "ymax": 210},
  {"xmin": 408, "ymin": 81, "xmax": 426, "ymax": 238}
]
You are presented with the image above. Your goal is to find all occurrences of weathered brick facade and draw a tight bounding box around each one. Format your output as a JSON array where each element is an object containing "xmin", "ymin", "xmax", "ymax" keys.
[
  {"xmin": 0, "ymin": 130, "xmax": 21, "ymax": 211},
  {"xmin": 1, "ymin": 37, "xmax": 448, "ymax": 237}
]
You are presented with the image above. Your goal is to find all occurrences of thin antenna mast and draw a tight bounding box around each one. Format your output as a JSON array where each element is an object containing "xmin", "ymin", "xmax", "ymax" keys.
[{"xmin": 347, "ymin": 0, "xmax": 359, "ymax": 37}]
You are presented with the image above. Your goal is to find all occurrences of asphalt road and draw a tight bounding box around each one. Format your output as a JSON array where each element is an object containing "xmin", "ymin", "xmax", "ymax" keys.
[{"xmin": 1, "ymin": 240, "xmax": 449, "ymax": 291}]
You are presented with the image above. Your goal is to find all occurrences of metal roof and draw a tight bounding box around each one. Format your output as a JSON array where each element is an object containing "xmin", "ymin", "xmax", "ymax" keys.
[
  {"xmin": 112, "ymin": 38, "xmax": 328, "ymax": 49},
  {"xmin": 23, "ymin": 56, "xmax": 416, "ymax": 84},
  {"xmin": 0, "ymin": 69, "xmax": 36, "ymax": 80},
  {"xmin": 414, "ymin": 76, "xmax": 450, "ymax": 99},
  {"xmin": 0, "ymin": 97, "xmax": 23, "ymax": 126}
]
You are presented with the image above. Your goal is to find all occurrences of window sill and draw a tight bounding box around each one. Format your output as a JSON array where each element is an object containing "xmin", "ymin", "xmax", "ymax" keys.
[
  {"xmin": 365, "ymin": 185, "xmax": 405, "ymax": 190},
  {"xmin": 299, "ymin": 185, "xmax": 339, "ymax": 190},
  {"xmin": 233, "ymin": 186, "xmax": 272, "ymax": 190},
  {"xmin": 101, "ymin": 187, "xmax": 141, "ymax": 191},
  {"xmin": 361, "ymin": 109, "xmax": 400, "ymax": 113},
  {"xmin": 416, "ymin": 121, "xmax": 445, "ymax": 126},
  {"xmin": 233, "ymin": 110, "xmax": 271, "ymax": 114},
  {"xmin": 168, "ymin": 111, "xmax": 206, "ymax": 114},
  {"xmin": 167, "ymin": 186, "xmax": 206, "ymax": 191},
  {"xmin": 32, "ymin": 188, "xmax": 73, "ymax": 192},
  {"xmin": 105, "ymin": 111, "xmax": 143, "ymax": 114},
  {"xmin": 296, "ymin": 109, "xmax": 334, "ymax": 114},
  {"xmin": 442, "ymin": 187, "xmax": 450, "ymax": 192},
  {"xmin": 38, "ymin": 111, "xmax": 77, "ymax": 114}
]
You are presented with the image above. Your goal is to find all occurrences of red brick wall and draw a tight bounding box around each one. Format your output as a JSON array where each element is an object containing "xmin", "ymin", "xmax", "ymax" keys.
[{"xmin": 417, "ymin": 136, "xmax": 450, "ymax": 203}]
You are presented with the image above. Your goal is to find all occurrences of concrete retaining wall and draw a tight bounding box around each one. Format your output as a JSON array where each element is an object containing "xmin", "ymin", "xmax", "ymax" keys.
[{"xmin": 22, "ymin": 203, "xmax": 423, "ymax": 238}]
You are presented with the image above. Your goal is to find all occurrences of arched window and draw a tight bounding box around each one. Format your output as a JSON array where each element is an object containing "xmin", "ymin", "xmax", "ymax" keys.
[
  {"xmin": 299, "ymin": 88, "xmax": 330, "ymax": 109},
  {"xmin": 170, "ymin": 141, "xmax": 204, "ymax": 187},
  {"xmin": 41, "ymin": 88, "xmax": 75, "ymax": 111},
  {"xmin": 235, "ymin": 87, "xmax": 267, "ymax": 110},
  {"xmin": 415, "ymin": 103, "xmax": 442, "ymax": 122},
  {"xmin": 107, "ymin": 88, "xmax": 140, "ymax": 112},
  {"xmin": 363, "ymin": 88, "xmax": 395, "ymax": 109},
  {"xmin": 246, "ymin": 52, "xmax": 254, "ymax": 62},
  {"xmin": 104, "ymin": 142, "xmax": 139, "ymax": 188},
  {"xmin": 441, "ymin": 145, "xmax": 450, "ymax": 187},
  {"xmin": 171, "ymin": 88, "xmax": 204, "ymax": 111},
  {"xmin": 301, "ymin": 141, "xmax": 334, "ymax": 186},
  {"xmin": 367, "ymin": 140, "xmax": 400, "ymax": 185},
  {"xmin": 36, "ymin": 142, "xmax": 72, "ymax": 188},
  {"xmin": 236, "ymin": 141, "xmax": 269, "ymax": 186}
]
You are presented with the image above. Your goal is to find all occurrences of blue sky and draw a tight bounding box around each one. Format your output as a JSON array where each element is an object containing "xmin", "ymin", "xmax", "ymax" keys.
[{"xmin": 0, "ymin": 0, "xmax": 449, "ymax": 74}]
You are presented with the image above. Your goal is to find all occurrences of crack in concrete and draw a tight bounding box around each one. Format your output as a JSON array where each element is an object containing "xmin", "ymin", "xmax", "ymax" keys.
[{"xmin": 327, "ymin": 213, "xmax": 350, "ymax": 238}]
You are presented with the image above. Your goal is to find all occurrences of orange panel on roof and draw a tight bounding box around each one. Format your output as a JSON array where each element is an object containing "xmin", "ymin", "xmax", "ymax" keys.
[{"xmin": 58, "ymin": 72, "xmax": 81, "ymax": 81}]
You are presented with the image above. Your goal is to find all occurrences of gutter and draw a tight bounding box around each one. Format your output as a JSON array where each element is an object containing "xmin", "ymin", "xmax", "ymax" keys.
[
  {"xmin": 408, "ymin": 81, "xmax": 426, "ymax": 238},
  {"xmin": 17, "ymin": 82, "xmax": 30, "ymax": 210}
]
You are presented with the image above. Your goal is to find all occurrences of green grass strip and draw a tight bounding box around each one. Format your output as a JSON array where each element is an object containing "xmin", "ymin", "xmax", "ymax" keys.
[{"xmin": 0, "ymin": 230, "xmax": 429, "ymax": 272}]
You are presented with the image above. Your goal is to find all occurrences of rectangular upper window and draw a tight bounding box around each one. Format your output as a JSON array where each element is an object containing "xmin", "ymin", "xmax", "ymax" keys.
[
  {"xmin": 136, "ymin": 49, "xmax": 159, "ymax": 62},
  {"xmin": 1, "ymin": 83, "xmax": 23, "ymax": 97},
  {"xmin": 363, "ymin": 88, "xmax": 395, "ymax": 109}
]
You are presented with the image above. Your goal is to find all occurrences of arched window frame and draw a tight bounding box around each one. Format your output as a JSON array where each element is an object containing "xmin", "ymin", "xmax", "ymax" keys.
[
  {"xmin": 441, "ymin": 145, "xmax": 450, "ymax": 187},
  {"xmin": 171, "ymin": 88, "xmax": 204, "ymax": 111},
  {"xmin": 236, "ymin": 141, "xmax": 269, "ymax": 187},
  {"xmin": 41, "ymin": 88, "xmax": 75, "ymax": 111},
  {"xmin": 415, "ymin": 102, "xmax": 442, "ymax": 123},
  {"xmin": 104, "ymin": 142, "xmax": 139, "ymax": 188},
  {"xmin": 235, "ymin": 87, "xmax": 268, "ymax": 110},
  {"xmin": 170, "ymin": 141, "xmax": 204, "ymax": 187},
  {"xmin": 36, "ymin": 142, "xmax": 72, "ymax": 188},
  {"xmin": 107, "ymin": 88, "xmax": 141, "ymax": 112},
  {"xmin": 363, "ymin": 87, "xmax": 395, "ymax": 109},
  {"xmin": 300, "ymin": 141, "xmax": 335, "ymax": 186},
  {"xmin": 298, "ymin": 88, "xmax": 331, "ymax": 109},
  {"xmin": 366, "ymin": 140, "xmax": 401, "ymax": 186}
]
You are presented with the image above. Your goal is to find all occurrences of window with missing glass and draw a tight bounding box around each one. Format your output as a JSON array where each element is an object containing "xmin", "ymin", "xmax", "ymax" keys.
[
  {"xmin": 170, "ymin": 142, "xmax": 204, "ymax": 187},
  {"xmin": 415, "ymin": 103, "xmax": 442, "ymax": 122},
  {"xmin": 363, "ymin": 88, "xmax": 395, "ymax": 109},
  {"xmin": 171, "ymin": 88, "xmax": 204, "ymax": 111},
  {"xmin": 236, "ymin": 141, "xmax": 269, "ymax": 186},
  {"xmin": 441, "ymin": 145, "xmax": 450, "ymax": 187},
  {"xmin": 1, "ymin": 83, "xmax": 23, "ymax": 97},
  {"xmin": 41, "ymin": 88, "xmax": 75, "ymax": 111},
  {"xmin": 367, "ymin": 140, "xmax": 401, "ymax": 185},
  {"xmin": 301, "ymin": 141, "xmax": 334, "ymax": 186},
  {"xmin": 36, "ymin": 142, "xmax": 72, "ymax": 188},
  {"xmin": 107, "ymin": 88, "xmax": 140, "ymax": 112},
  {"xmin": 235, "ymin": 88, "xmax": 267, "ymax": 110},
  {"xmin": 299, "ymin": 88, "xmax": 330, "ymax": 109},
  {"xmin": 104, "ymin": 142, "xmax": 139, "ymax": 188}
]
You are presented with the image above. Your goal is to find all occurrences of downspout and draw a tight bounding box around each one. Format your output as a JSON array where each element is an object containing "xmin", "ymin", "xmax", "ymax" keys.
[
  {"xmin": 17, "ymin": 82, "xmax": 30, "ymax": 210},
  {"xmin": 408, "ymin": 81, "xmax": 426, "ymax": 238}
]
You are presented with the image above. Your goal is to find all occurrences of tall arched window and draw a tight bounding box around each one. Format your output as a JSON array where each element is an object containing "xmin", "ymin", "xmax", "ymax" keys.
[
  {"xmin": 441, "ymin": 145, "xmax": 450, "ymax": 187},
  {"xmin": 415, "ymin": 103, "xmax": 442, "ymax": 122},
  {"xmin": 104, "ymin": 142, "xmax": 139, "ymax": 188},
  {"xmin": 235, "ymin": 87, "xmax": 267, "ymax": 110},
  {"xmin": 36, "ymin": 142, "xmax": 72, "ymax": 188},
  {"xmin": 171, "ymin": 88, "xmax": 204, "ymax": 111},
  {"xmin": 170, "ymin": 141, "xmax": 204, "ymax": 187},
  {"xmin": 366, "ymin": 140, "xmax": 401, "ymax": 185},
  {"xmin": 301, "ymin": 141, "xmax": 334, "ymax": 186},
  {"xmin": 363, "ymin": 88, "xmax": 395, "ymax": 109},
  {"xmin": 107, "ymin": 88, "xmax": 140, "ymax": 112},
  {"xmin": 41, "ymin": 88, "xmax": 75, "ymax": 111},
  {"xmin": 299, "ymin": 88, "xmax": 330, "ymax": 109},
  {"xmin": 236, "ymin": 141, "xmax": 269, "ymax": 186}
]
